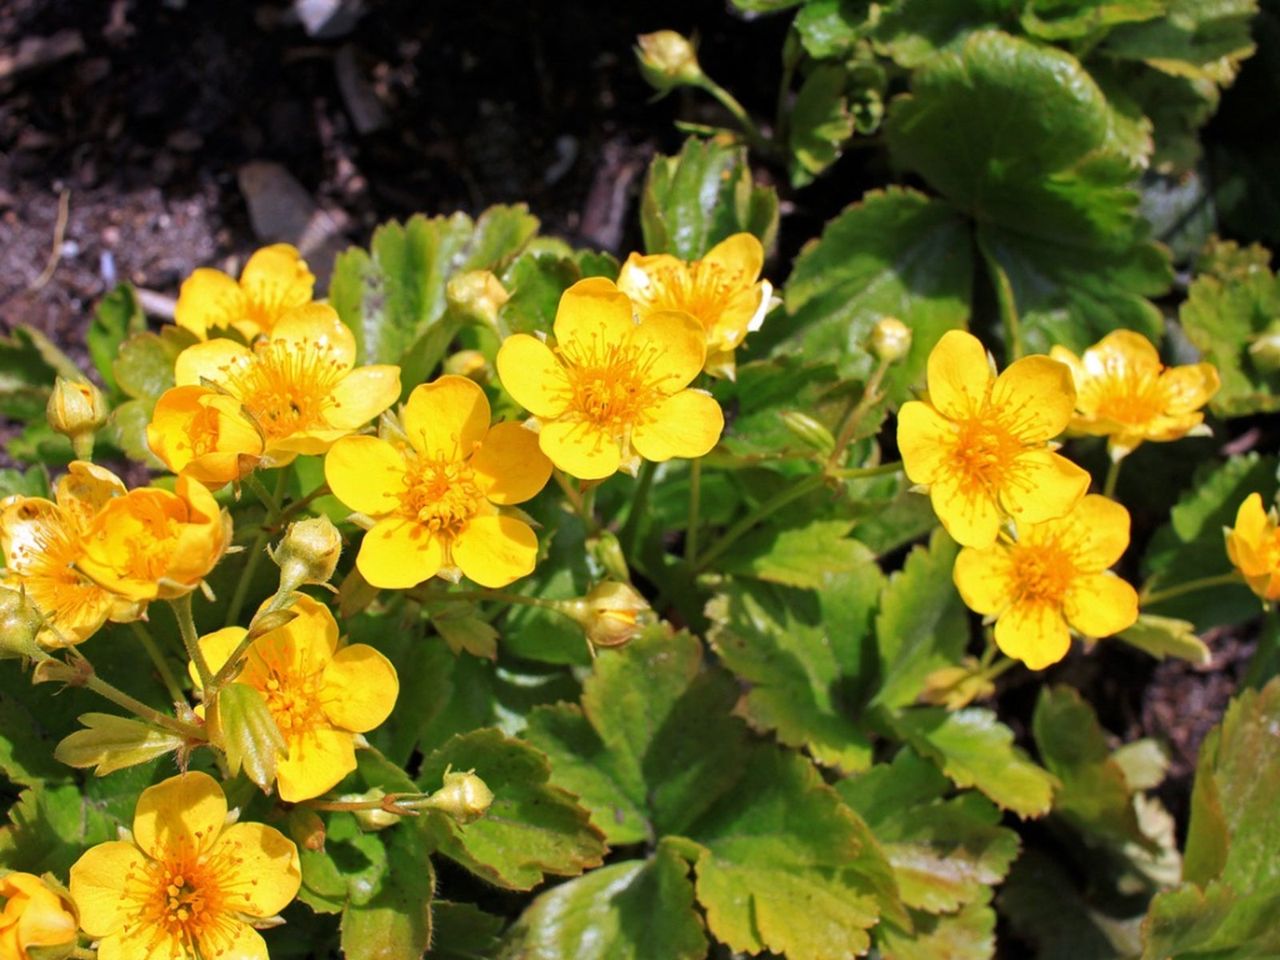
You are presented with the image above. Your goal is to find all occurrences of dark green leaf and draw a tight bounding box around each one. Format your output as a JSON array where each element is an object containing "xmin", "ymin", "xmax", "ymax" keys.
[
  {"xmin": 0, "ymin": 782, "xmax": 117, "ymax": 874},
  {"xmin": 88, "ymin": 284, "xmax": 145, "ymax": 395},
  {"xmin": 299, "ymin": 812, "xmax": 389, "ymax": 914},
  {"xmin": 1102, "ymin": 0, "xmax": 1259, "ymax": 85},
  {"xmin": 113, "ymin": 327, "xmax": 197, "ymax": 401},
  {"xmin": 721, "ymin": 518, "xmax": 876, "ymax": 589},
  {"xmin": 874, "ymin": 903, "xmax": 997, "ymax": 960},
  {"xmin": 788, "ymin": 64, "xmax": 855, "ymax": 187},
  {"xmin": 340, "ymin": 819, "xmax": 435, "ymax": 960},
  {"xmin": 0, "ymin": 327, "xmax": 59, "ymax": 419}
]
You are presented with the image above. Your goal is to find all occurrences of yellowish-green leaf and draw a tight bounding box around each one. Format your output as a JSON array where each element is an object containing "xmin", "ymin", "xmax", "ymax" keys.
[{"xmin": 53, "ymin": 713, "xmax": 183, "ymax": 777}]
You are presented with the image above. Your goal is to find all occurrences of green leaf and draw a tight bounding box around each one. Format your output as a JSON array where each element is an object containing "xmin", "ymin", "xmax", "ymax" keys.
[
  {"xmin": 340, "ymin": 819, "xmax": 435, "ymax": 960},
  {"xmin": 774, "ymin": 187, "xmax": 972, "ymax": 403},
  {"xmin": 330, "ymin": 205, "xmax": 539, "ymax": 369},
  {"xmin": 1032, "ymin": 686, "xmax": 1146, "ymax": 848},
  {"xmin": 0, "ymin": 666, "xmax": 67, "ymax": 787},
  {"xmin": 88, "ymin": 283, "xmax": 145, "ymax": 395},
  {"xmin": 213, "ymin": 683, "xmax": 288, "ymax": 792},
  {"xmin": 1141, "ymin": 453, "xmax": 1275, "ymax": 629},
  {"xmin": 498, "ymin": 251, "xmax": 582, "ymax": 336},
  {"xmin": 887, "ymin": 707, "xmax": 1057, "ymax": 817},
  {"xmin": 113, "ymin": 327, "xmax": 197, "ymax": 401},
  {"xmin": 870, "ymin": 0, "xmax": 1016, "ymax": 69},
  {"xmin": 1142, "ymin": 880, "xmax": 1280, "ymax": 960},
  {"xmin": 788, "ymin": 64, "xmax": 855, "ymax": 187},
  {"xmin": 684, "ymin": 745, "xmax": 897, "ymax": 960},
  {"xmin": 711, "ymin": 357, "xmax": 850, "ymax": 461},
  {"xmin": 1020, "ymin": 0, "xmax": 1163, "ymax": 41},
  {"xmin": 1179, "ymin": 244, "xmax": 1280, "ymax": 417},
  {"xmin": 414, "ymin": 729, "xmax": 606, "ymax": 891},
  {"xmin": 53, "ymin": 713, "xmax": 183, "ymax": 777},
  {"xmin": 795, "ymin": 0, "xmax": 872, "ymax": 58},
  {"xmin": 640, "ymin": 138, "xmax": 779, "ymax": 260},
  {"xmin": 433, "ymin": 614, "xmax": 499, "ymax": 660},
  {"xmin": 1117, "ymin": 613, "xmax": 1212, "ymax": 664},
  {"xmin": 872, "ymin": 529, "xmax": 969, "ymax": 710},
  {"xmin": 299, "ymin": 812, "xmax": 389, "ymax": 914},
  {"xmin": 498, "ymin": 842, "xmax": 708, "ymax": 960},
  {"xmin": 0, "ymin": 782, "xmax": 117, "ymax": 874},
  {"xmin": 0, "ymin": 326, "xmax": 59, "ymax": 419},
  {"xmin": 1102, "ymin": 0, "xmax": 1259, "ymax": 85},
  {"xmin": 721, "ymin": 518, "xmax": 876, "ymax": 589},
  {"xmin": 875, "ymin": 903, "xmax": 997, "ymax": 960},
  {"xmin": 428, "ymin": 902, "xmax": 504, "ymax": 960},
  {"xmin": 838, "ymin": 749, "xmax": 1019, "ymax": 914},
  {"xmin": 706, "ymin": 573, "xmax": 880, "ymax": 773},
  {"xmin": 885, "ymin": 30, "xmax": 1170, "ymax": 354}
]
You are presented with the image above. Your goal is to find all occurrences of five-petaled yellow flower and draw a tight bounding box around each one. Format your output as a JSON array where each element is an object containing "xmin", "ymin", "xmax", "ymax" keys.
[
  {"xmin": 77, "ymin": 474, "xmax": 228, "ymax": 603},
  {"xmin": 0, "ymin": 872, "xmax": 78, "ymax": 960},
  {"xmin": 953, "ymin": 495, "xmax": 1139, "ymax": 670},
  {"xmin": 897, "ymin": 330, "xmax": 1090, "ymax": 548},
  {"xmin": 616, "ymin": 233, "xmax": 772, "ymax": 379},
  {"xmin": 0, "ymin": 462, "xmax": 142, "ymax": 646},
  {"xmin": 1050, "ymin": 330, "xmax": 1220, "ymax": 460},
  {"xmin": 147, "ymin": 386, "xmax": 265, "ymax": 488},
  {"xmin": 1226, "ymin": 492, "xmax": 1280, "ymax": 601},
  {"xmin": 193, "ymin": 595, "xmax": 400, "ymax": 801},
  {"xmin": 175, "ymin": 243, "xmax": 314, "ymax": 341},
  {"xmin": 173, "ymin": 302, "xmax": 400, "ymax": 468},
  {"xmin": 326, "ymin": 375, "xmax": 552, "ymax": 589},
  {"xmin": 69, "ymin": 771, "xmax": 300, "ymax": 960},
  {"xmin": 496, "ymin": 278, "xmax": 723, "ymax": 479}
]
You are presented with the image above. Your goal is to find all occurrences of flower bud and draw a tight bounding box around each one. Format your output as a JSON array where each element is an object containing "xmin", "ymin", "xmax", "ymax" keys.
[
  {"xmin": 271, "ymin": 516, "xmax": 343, "ymax": 594},
  {"xmin": 870, "ymin": 317, "xmax": 912, "ymax": 364},
  {"xmin": 1249, "ymin": 323, "xmax": 1280, "ymax": 373},
  {"xmin": 447, "ymin": 270, "xmax": 509, "ymax": 328},
  {"xmin": 0, "ymin": 586, "xmax": 45, "ymax": 659},
  {"xmin": 781, "ymin": 411, "xmax": 835, "ymax": 456},
  {"xmin": 635, "ymin": 31, "xmax": 704, "ymax": 94},
  {"xmin": 560, "ymin": 581, "xmax": 652, "ymax": 649},
  {"xmin": 444, "ymin": 349, "xmax": 489, "ymax": 382},
  {"xmin": 0, "ymin": 872, "xmax": 78, "ymax": 959},
  {"xmin": 286, "ymin": 809, "xmax": 327, "ymax": 851},
  {"xmin": 422, "ymin": 769, "xmax": 493, "ymax": 825},
  {"xmin": 335, "ymin": 789, "xmax": 401, "ymax": 832},
  {"xmin": 46, "ymin": 377, "xmax": 108, "ymax": 458}
]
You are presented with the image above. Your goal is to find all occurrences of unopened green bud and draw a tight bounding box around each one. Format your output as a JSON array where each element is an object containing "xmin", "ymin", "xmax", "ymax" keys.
[
  {"xmin": 0, "ymin": 586, "xmax": 44, "ymax": 659},
  {"xmin": 271, "ymin": 516, "xmax": 343, "ymax": 594},
  {"xmin": 635, "ymin": 31, "xmax": 704, "ymax": 94},
  {"xmin": 447, "ymin": 270, "xmax": 510, "ymax": 328},
  {"xmin": 560, "ymin": 581, "xmax": 652, "ymax": 649},
  {"xmin": 286, "ymin": 808, "xmax": 327, "ymax": 851},
  {"xmin": 443, "ymin": 349, "xmax": 490, "ymax": 382},
  {"xmin": 337, "ymin": 789, "xmax": 401, "ymax": 832},
  {"xmin": 423, "ymin": 770, "xmax": 493, "ymax": 825},
  {"xmin": 1249, "ymin": 324, "xmax": 1280, "ymax": 372},
  {"xmin": 781, "ymin": 411, "xmax": 835, "ymax": 455},
  {"xmin": 870, "ymin": 317, "xmax": 912, "ymax": 363},
  {"xmin": 47, "ymin": 377, "xmax": 108, "ymax": 459}
]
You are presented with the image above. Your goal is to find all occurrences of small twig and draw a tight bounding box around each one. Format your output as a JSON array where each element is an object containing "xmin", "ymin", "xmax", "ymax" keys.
[{"xmin": 29, "ymin": 189, "xmax": 70, "ymax": 291}]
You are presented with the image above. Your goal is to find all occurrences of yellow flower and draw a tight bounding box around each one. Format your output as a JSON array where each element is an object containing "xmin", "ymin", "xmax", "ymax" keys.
[
  {"xmin": 173, "ymin": 302, "xmax": 400, "ymax": 467},
  {"xmin": 175, "ymin": 243, "xmax": 315, "ymax": 341},
  {"xmin": 0, "ymin": 872, "xmax": 78, "ymax": 960},
  {"xmin": 1050, "ymin": 330, "xmax": 1221, "ymax": 460},
  {"xmin": 953, "ymin": 495, "xmax": 1139, "ymax": 670},
  {"xmin": 496, "ymin": 278, "xmax": 723, "ymax": 479},
  {"xmin": 69, "ymin": 771, "xmax": 300, "ymax": 960},
  {"xmin": 77, "ymin": 474, "xmax": 228, "ymax": 603},
  {"xmin": 0, "ymin": 462, "xmax": 141, "ymax": 647},
  {"xmin": 616, "ymin": 233, "xmax": 771, "ymax": 379},
  {"xmin": 325, "ymin": 375, "xmax": 552, "ymax": 589},
  {"xmin": 897, "ymin": 330, "xmax": 1090, "ymax": 548},
  {"xmin": 1226, "ymin": 492, "xmax": 1280, "ymax": 601},
  {"xmin": 147, "ymin": 385, "xmax": 265, "ymax": 488},
  {"xmin": 192, "ymin": 596, "xmax": 399, "ymax": 801}
]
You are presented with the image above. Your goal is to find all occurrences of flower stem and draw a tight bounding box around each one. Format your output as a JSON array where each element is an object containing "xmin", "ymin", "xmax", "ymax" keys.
[
  {"xmin": 1103, "ymin": 457, "xmax": 1123, "ymax": 499},
  {"xmin": 244, "ymin": 471, "xmax": 283, "ymax": 515},
  {"xmin": 685, "ymin": 458, "xmax": 702, "ymax": 565},
  {"xmin": 271, "ymin": 482, "xmax": 332, "ymax": 529},
  {"xmin": 47, "ymin": 650, "xmax": 205, "ymax": 740},
  {"xmin": 1141, "ymin": 571, "xmax": 1245, "ymax": 607},
  {"xmin": 827, "ymin": 358, "xmax": 891, "ymax": 468},
  {"xmin": 69, "ymin": 947, "xmax": 97, "ymax": 959},
  {"xmin": 424, "ymin": 588, "xmax": 561, "ymax": 611},
  {"xmin": 170, "ymin": 593, "xmax": 212, "ymax": 690},
  {"xmin": 620, "ymin": 460, "xmax": 657, "ymax": 560},
  {"xmin": 696, "ymin": 76, "xmax": 775, "ymax": 158},
  {"xmin": 225, "ymin": 469, "xmax": 289, "ymax": 628},
  {"xmin": 129, "ymin": 621, "xmax": 186, "ymax": 705},
  {"xmin": 552, "ymin": 470, "xmax": 599, "ymax": 534},
  {"xmin": 695, "ymin": 472, "xmax": 827, "ymax": 573},
  {"xmin": 829, "ymin": 461, "xmax": 903, "ymax": 480}
]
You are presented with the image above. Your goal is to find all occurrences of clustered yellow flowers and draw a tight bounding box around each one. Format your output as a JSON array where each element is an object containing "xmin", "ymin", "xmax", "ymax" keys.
[{"xmin": 900, "ymin": 328, "xmax": 1216, "ymax": 669}]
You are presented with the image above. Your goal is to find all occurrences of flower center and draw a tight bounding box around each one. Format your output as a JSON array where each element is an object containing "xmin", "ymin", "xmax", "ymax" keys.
[
  {"xmin": 642, "ymin": 261, "xmax": 741, "ymax": 332},
  {"xmin": 222, "ymin": 339, "xmax": 346, "ymax": 442},
  {"xmin": 261, "ymin": 670, "xmax": 325, "ymax": 733},
  {"xmin": 119, "ymin": 500, "xmax": 180, "ymax": 581},
  {"xmin": 1089, "ymin": 368, "xmax": 1166, "ymax": 425},
  {"xmin": 947, "ymin": 415, "xmax": 1022, "ymax": 495},
  {"xmin": 188, "ymin": 405, "xmax": 224, "ymax": 457},
  {"xmin": 400, "ymin": 457, "xmax": 483, "ymax": 537},
  {"xmin": 1009, "ymin": 542, "xmax": 1076, "ymax": 606},
  {"xmin": 560, "ymin": 340, "xmax": 666, "ymax": 433},
  {"xmin": 121, "ymin": 852, "xmax": 242, "ymax": 956}
]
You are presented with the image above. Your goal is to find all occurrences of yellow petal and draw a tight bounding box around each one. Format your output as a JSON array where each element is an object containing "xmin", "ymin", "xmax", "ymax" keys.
[
  {"xmin": 270, "ymin": 302, "xmax": 356, "ymax": 371},
  {"xmin": 926, "ymin": 329, "xmax": 991, "ymax": 420},
  {"xmin": 322, "ymin": 644, "xmax": 399, "ymax": 732},
  {"xmin": 403, "ymin": 375, "xmax": 491, "ymax": 461},
  {"xmin": 631, "ymin": 389, "xmax": 723, "ymax": 462},
  {"xmin": 1161, "ymin": 362, "xmax": 1221, "ymax": 415},
  {"xmin": 199, "ymin": 922, "xmax": 270, "ymax": 960},
  {"xmin": 68, "ymin": 841, "xmax": 146, "ymax": 937},
  {"xmin": 326, "ymin": 366, "xmax": 402, "ymax": 430},
  {"xmin": 1232, "ymin": 492, "xmax": 1270, "ymax": 543},
  {"xmin": 952, "ymin": 546, "xmax": 1014, "ymax": 615},
  {"xmin": 211, "ymin": 821, "xmax": 301, "ymax": 917},
  {"xmin": 991, "ymin": 355, "xmax": 1076, "ymax": 442},
  {"xmin": 276, "ymin": 726, "xmax": 357, "ymax": 802},
  {"xmin": 1056, "ymin": 494, "xmax": 1131, "ymax": 570},
  {"xmin": 239, "ymin": 244, "xmax": 315, "ymax": 333},
  {"xmin": 357, "ymin": 518, "xmax": 444, "ymax": 589},
  {"xmin": 11, "ymin": 875, "xmax": 76, "ymax": 948},
  {"xmin": 1000, "ymin": 449, "xmax": 1089, "ymax": 526},
  {"xmin": 703, "ymin": 232, "xmax": 764, "ymax": 282},
  {"xmin": 132, "ymin": 771, "xmax": 227, "ymax": 860},
  {"xmin": 55, "ymin": 461, "xmax": 127, "ymax": 525},
  {"xmin": 471, "ymin": 421, "xmax": 552, "ymax": 505},
  {"xmin": 994, "ymin": 602, "xmax": 1071, "ymax": 670},
  {"xmin": 1091, "ymin": 329, "xmax": 1162, "ymax": 375},
  {"xmin": 553, "ymin": 277, "xmax": 636, "ymax": 348},
  {"xmin": 897, "ymin": 400, "xmax": 957, "ymax": 485},
  {"xmin": 496, "ymin": 334, "xmax": 571, "ymax": 418},
  {"xmin": 539, "ymin": 418, "xmax": 621, "ymax": 480},
  {"xmin": 325, "ymin": 436, "xmax": 407, "ymax": 517},
  {"xmin": 97, "ymin": 927, "xmax": 181, "ymax": 960},
  {"xmin": 257, "ymin": 594, "xmax": 339, "ymax": 671},
  {"xmin": 615, "ymin": 252, "xmax": 676, "ymax": 304},
  {"xmin": 930, "ymin": 474, "xmax": 1003, "ymax": 548},
  {"xmin": 174, "ymin": 338, "xmax": 252, "ymax": 389},
  {"xmin": 628, "ymin": 309, "xmax": 706, "ymax": 391},
  {"xmin": 453, "ymin": 515, "xmax": 538, "ymax": 588},
  {"xmin": 175, "ymin": 268, "xmax": 247, "ymax": 340},
  {"xmin": 1064, "ymin": 572, "xmax": 1139, "ymax": 639},
  {"xmin": 191, "ymin": 626, "xmax": 248, "ymax": 689}
]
